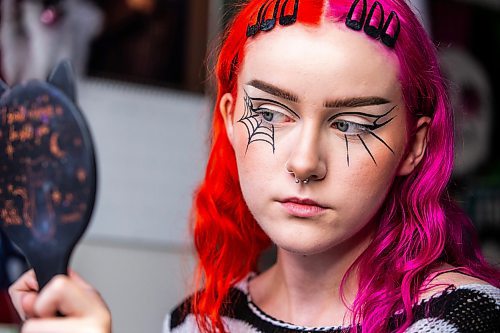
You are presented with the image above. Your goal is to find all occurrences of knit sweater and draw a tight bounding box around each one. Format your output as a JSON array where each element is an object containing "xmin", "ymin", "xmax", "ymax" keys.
[{"xmin": 165, "ymin": 277, "xmax": 500, "ymax": 332}]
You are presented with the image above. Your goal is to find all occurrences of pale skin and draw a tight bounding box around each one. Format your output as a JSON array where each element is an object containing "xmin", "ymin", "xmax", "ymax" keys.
[
  {"xmin": 9, "ymin": 270, "xmax": 111, "ymax": 333},
  {"xmin": 9, "ymin": 20, "xmax": 487, "ymax": 332}
]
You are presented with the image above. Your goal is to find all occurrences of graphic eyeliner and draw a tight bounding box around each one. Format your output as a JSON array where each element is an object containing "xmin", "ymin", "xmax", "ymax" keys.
[
  {"xmin": 345, "ymin": 135, "xmax": 350, "ymax": 166},
  {"xmin": 238, "ymin": 90, "xmax": 276, "ymax": 154},
  {"xmin": 358, "ymin": 134, "xmax": 377, "ymax": 165},
  {"xmin": 369, "ymin": 131, "xmax": 394, "ymax": 154},
  {"xmin": 329, "ymin": 105, "xmax": 396, "ymax": 131},
  {"xmin": 248, "ymin": 97, "xmax": 300, "ymax": 118},
  {"xmin": 333, "ymin": 105, "xmax": 396, "ymax": 164}
]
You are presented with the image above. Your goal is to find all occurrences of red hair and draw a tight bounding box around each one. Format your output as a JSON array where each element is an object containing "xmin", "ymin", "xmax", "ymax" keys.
[{"xmin": 191, "ymin": 1, "xmax": 323, "ymax": 331}]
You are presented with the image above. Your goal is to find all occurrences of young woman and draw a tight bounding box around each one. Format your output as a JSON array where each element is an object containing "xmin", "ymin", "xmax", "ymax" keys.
[{"xmin": 9, "ymin": 0, "xmax": 500, "ymax": 332}]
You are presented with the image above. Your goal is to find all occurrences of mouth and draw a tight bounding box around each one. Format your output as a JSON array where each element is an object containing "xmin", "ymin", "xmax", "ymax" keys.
[{"xmin": 279, "ymin": 197, "xmax": 328, "ymax": 218}]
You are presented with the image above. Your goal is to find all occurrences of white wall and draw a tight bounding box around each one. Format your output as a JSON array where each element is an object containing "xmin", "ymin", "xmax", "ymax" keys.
[
  {"xmin": 72, "ymin": 240, "xmax": 195, "ymax": 333},
  {"xmin": 70, "ymin": 79, "xmax": 209, "ymax": 333},
  {"xmin": 78, "ymin": 79, "xmax": 210, "ymax": 246}
]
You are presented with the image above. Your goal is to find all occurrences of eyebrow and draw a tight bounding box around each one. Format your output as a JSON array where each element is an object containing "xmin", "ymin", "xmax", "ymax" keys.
[
  {"xmin": 246, "ymin": 79, "xmax": 391, "ymax": 108},
  {"xmin": 324, "ymin": 97, "xmax": 391, "ymax": 108},
  {"xmin": 246, "ymin": 80, "xmax": 299, "ymax": 103}
]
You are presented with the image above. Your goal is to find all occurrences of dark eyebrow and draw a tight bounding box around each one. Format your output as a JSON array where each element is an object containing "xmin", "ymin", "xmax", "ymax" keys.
[
  {"xmin": 246, "ymin": 79, "xmax": 390, "ymax": 108},
  {"xmin": 324, "ymin": 97, "xmax": 391, "ymax": 108},
  {"xmin": 246, "ymin": 79, "xmax": 299, "ymax": 103}
]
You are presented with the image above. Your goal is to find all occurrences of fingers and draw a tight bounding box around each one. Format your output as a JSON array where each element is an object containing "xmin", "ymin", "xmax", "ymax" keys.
[
  {"xmin": 10, "ymin": 270, "xmax": 111, "ymax": 333},
  {"xmin": 16, "ymin": 270, "xmax": 39, "ymax": 291},
  {"xmin": 22, "ymin": 317, "xmax": 107, "ymax": 333},
  {"xmin": 23, "ymin": 275, "xmax": 111, "ymax": 333},
  {"xmin": 33, "ymin": 275, "xmax": 102, "ymax": 318},
  {"xmin": 9, "ymin": 269, "xmax": 39, "ymax": 320},
  {"xmin": 9, "ymin": 269, "xmax": 39, "ymax": 296},
  {"xmin": 20, "ymin": 292, "xmax": 38, "ymax": 319}
]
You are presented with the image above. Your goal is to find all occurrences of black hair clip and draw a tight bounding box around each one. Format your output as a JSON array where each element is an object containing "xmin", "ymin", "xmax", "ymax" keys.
[
  {"xmin": 246, "ymin": 3, "xmax": 266, "ymax": 37},
  {"xmin": 345, "ymin": 0, "xmax": 367, "ymax": 31},
  {"xmin": 246, "ymin": 0, "xmax": 299, "ymax": 38},
  {"xmin": 345, "ymin": 0, "xmax": 399, "ymax": 48},
  {"xmin": 260, "ymin": 0, "xmax": 280, "ymax": 31},
  {"xmin": 279, "ymin": 0, "xmax": 299, "ymax": 26},
  {"xmin": 381, "ymin": 11, "xmax": 400, "ymax": 48},
  {"xmin": 364, "ymin": 1, "xmax": 384, "ymax": 38}
]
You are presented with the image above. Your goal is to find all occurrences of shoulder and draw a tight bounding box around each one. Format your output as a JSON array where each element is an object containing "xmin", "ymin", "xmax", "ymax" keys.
[
  {"xmin": 419, "ymin": 270, "xmax": 493, "ymax": 300},
  {"xmin": 164, "ymin": 293, "xmax": 194, "ymax": 333},
  {"xmin": 407, "ymin": 275, "xmax": 500, "ymax": 333},
  {"xmin": 163, "ymin": 276, "xmax": 257, "ymax": 333}
]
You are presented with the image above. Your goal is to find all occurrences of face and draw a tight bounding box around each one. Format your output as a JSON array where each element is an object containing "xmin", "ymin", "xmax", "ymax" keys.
[{"xmin": 223, "ymin": 23, "xmax": 410, "ymax": 255}]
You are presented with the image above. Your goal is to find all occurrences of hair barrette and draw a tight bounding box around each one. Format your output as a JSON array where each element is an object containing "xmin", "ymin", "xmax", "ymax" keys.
[
  {"xmin": 364, "ymin": 1, "xmax": 384, "ymax": 39},
  {"xmin": 345, "ymin": 0, "xmax": 367, "ymax": 31},
  {"xmin": 246, "ymin": 0, "xmax": 299, "ymax": 38},
  {"xmin": 246, "ymin": 3, "xmax": 266, "ymax": 37},
  {"xmin": 260, "ymin": 0, "xmax": 280, "ymax": 31},
  {"xmin": 279, "ymin": 0, "xmax": 299, "ymax": 26},
  {"xmin": 381, "ymin": 11, "xmax": 400, "ymax": 48},
  {"xmin": 345, "ymin": 0, "xmax": 400, "ymax": 48}
]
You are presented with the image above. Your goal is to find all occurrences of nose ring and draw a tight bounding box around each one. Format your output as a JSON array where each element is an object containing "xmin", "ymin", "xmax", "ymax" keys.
[
  {"xmin": 287, "ymin": 165, "xmax": 310, "ymax": 184},
  {"xmin": 294, "ymin": 177, "xmax": 310, "ymax": 184}
]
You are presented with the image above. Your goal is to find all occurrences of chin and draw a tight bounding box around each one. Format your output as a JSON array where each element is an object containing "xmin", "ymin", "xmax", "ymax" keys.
[{"xmin": 274, "ymin": 236, "xmax": 340, "ymax": 256}]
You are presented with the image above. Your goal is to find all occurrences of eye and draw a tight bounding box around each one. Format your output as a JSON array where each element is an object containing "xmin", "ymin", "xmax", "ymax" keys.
[
  {"xmin": 256, "ymin": 108, "xmax": 293, "ymax": 125},
  {"xmin": 335, "ymin": 120, "xmax": 350, "ymax": 132},
  {"xmin": 332, "ymin": 120, "xmax": 368, "ymax": 135},
  {"xmin": 262, "ymin": 111, "xmax": 274, "ymax": 122}
]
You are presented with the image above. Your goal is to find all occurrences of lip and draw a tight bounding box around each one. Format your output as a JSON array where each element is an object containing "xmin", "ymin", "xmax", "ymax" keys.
[{"xmin": 279, "ymin": 197, "xmax": 328, "ymax": 218}]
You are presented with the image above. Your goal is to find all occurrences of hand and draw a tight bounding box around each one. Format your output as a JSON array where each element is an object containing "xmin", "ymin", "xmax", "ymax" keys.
[{"xmin": 9, "ymin": 269, "xmax": 111, "ymax": 333}]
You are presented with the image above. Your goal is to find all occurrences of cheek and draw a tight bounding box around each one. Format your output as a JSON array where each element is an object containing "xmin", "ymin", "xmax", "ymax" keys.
[
  {"xmin": 329, "ymin": 138, "xmax": 403, "ymax": 215},
  {"xmin": 348, "ymin": 163, "xmax": 395, "ymax": 200},
  {"xmin": 232, "ymin": 123, "xmax": 279, "ymax": 197}
]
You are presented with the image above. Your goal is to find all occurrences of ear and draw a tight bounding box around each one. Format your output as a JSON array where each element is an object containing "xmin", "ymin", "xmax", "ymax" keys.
[
  {"xmin": 47, "ymin": 60, "xmax": 76, "ymax": 102},
  {"xmin": 219, "ymin": 92, "xmax": 236, "ymax": 145},
  {"xmin": 0, "ymin": 80, "xmax": 8, "ymax": 96},
  {"xmin": 398, "ymin": 116, "xmax": 432, "ymax": 176}
]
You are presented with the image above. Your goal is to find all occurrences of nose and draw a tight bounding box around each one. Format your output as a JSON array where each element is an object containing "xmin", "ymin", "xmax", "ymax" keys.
[{"xmin": 285, "ymin": 123, "xmax": 327, "ymax": 183}]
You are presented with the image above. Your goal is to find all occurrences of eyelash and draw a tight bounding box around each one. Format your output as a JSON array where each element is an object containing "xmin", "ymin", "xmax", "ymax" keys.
[
  {"xmin": 254, "ymin": 107, "xmax": 294, "ymax": 125},
  {"xmin": 253, "ymin": 108, "xmax": 373, "ymax": 136},
  {"xmin": 331, "ymin": 119, "xmax": 372, "ymax": 136},
  {"xmin": 249, "ymin": 96, "xmax": 395, "ymax": 138},
  {"xmin": 255, "ymin": 109, "xmax": 375, "ymax": 136}
]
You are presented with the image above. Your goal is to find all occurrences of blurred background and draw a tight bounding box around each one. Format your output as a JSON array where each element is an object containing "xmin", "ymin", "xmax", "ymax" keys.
[{"xmin": 0, "ymin": 0, "xmax": 499, "ymax": 332}]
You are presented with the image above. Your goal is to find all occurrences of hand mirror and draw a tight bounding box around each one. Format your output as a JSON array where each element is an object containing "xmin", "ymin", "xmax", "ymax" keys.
[{"xmin": 0, "ymin": 61, "xmax": 97, "ymax": 290}]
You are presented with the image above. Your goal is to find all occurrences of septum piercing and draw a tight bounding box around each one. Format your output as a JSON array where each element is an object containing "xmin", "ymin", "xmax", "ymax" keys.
[
  {"xmin": 295, "ymin": 177, "xmax": 310, "ymax": 184},
  {"xmin": 287, "ymin": 167, "xmax": 310, "ymax": 184}
]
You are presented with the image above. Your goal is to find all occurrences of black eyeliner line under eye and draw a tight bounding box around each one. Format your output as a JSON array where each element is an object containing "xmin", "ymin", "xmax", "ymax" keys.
[
  {"xmin": 247, "ymin": 96, "xmax": 300, "ymax": 119},
  {"xmin": 358, "ymin": 134, "xmax": 377, "ymax": 165},
  {"xmin": 333, "ymin": 106, "xmax": 396, "ymax": 166}
]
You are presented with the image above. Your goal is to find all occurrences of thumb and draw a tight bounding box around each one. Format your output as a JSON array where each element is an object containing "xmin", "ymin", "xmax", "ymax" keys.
[{"xmin": 33, "ymin": 275, "xmax": 99, "ymax": 318}]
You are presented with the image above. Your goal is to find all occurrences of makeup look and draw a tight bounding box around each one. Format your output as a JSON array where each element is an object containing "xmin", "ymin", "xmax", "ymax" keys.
[{"xmin": 221, "ymin": 22, "xmax": 429, "ymax": 256}]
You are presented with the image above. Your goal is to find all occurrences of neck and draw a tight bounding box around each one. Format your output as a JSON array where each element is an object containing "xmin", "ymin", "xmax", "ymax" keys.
[{"xmin": 249, "ymin": 222, "xmax": 375, "ymax": 327}]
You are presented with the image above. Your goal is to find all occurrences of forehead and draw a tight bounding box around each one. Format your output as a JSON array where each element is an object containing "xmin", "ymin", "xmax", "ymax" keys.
[{"xmin": 239, "ymin": 22, "xmax": 401, "ymax": 102}]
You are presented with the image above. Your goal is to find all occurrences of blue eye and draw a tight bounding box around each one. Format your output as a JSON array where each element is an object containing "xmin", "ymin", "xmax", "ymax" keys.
[
  {"xmin": 333, "ymin": 120, "xmax": 368, "ymax": 134},
  {"xmin": 256, "ymin": 108, "xmax": 292, "ymax": 125},
  {"xmin": 335, "ymin": 120, "xmax": 350, "ymax": 132},
  {"xmin": 262, "ymin": 111, "xmax": 274, "ymax": 122}
]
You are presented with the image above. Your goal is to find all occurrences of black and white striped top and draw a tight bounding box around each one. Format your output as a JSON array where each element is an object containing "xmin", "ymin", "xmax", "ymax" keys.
[{"xmin": 165, "ymin": 276, "xmax": 500, "ymax": 332}]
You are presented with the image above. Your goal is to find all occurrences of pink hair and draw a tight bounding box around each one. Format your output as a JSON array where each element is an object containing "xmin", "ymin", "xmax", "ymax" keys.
[{"xmin": 191, "ymin": 0, "xmax": 500, "ymax": 332}]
